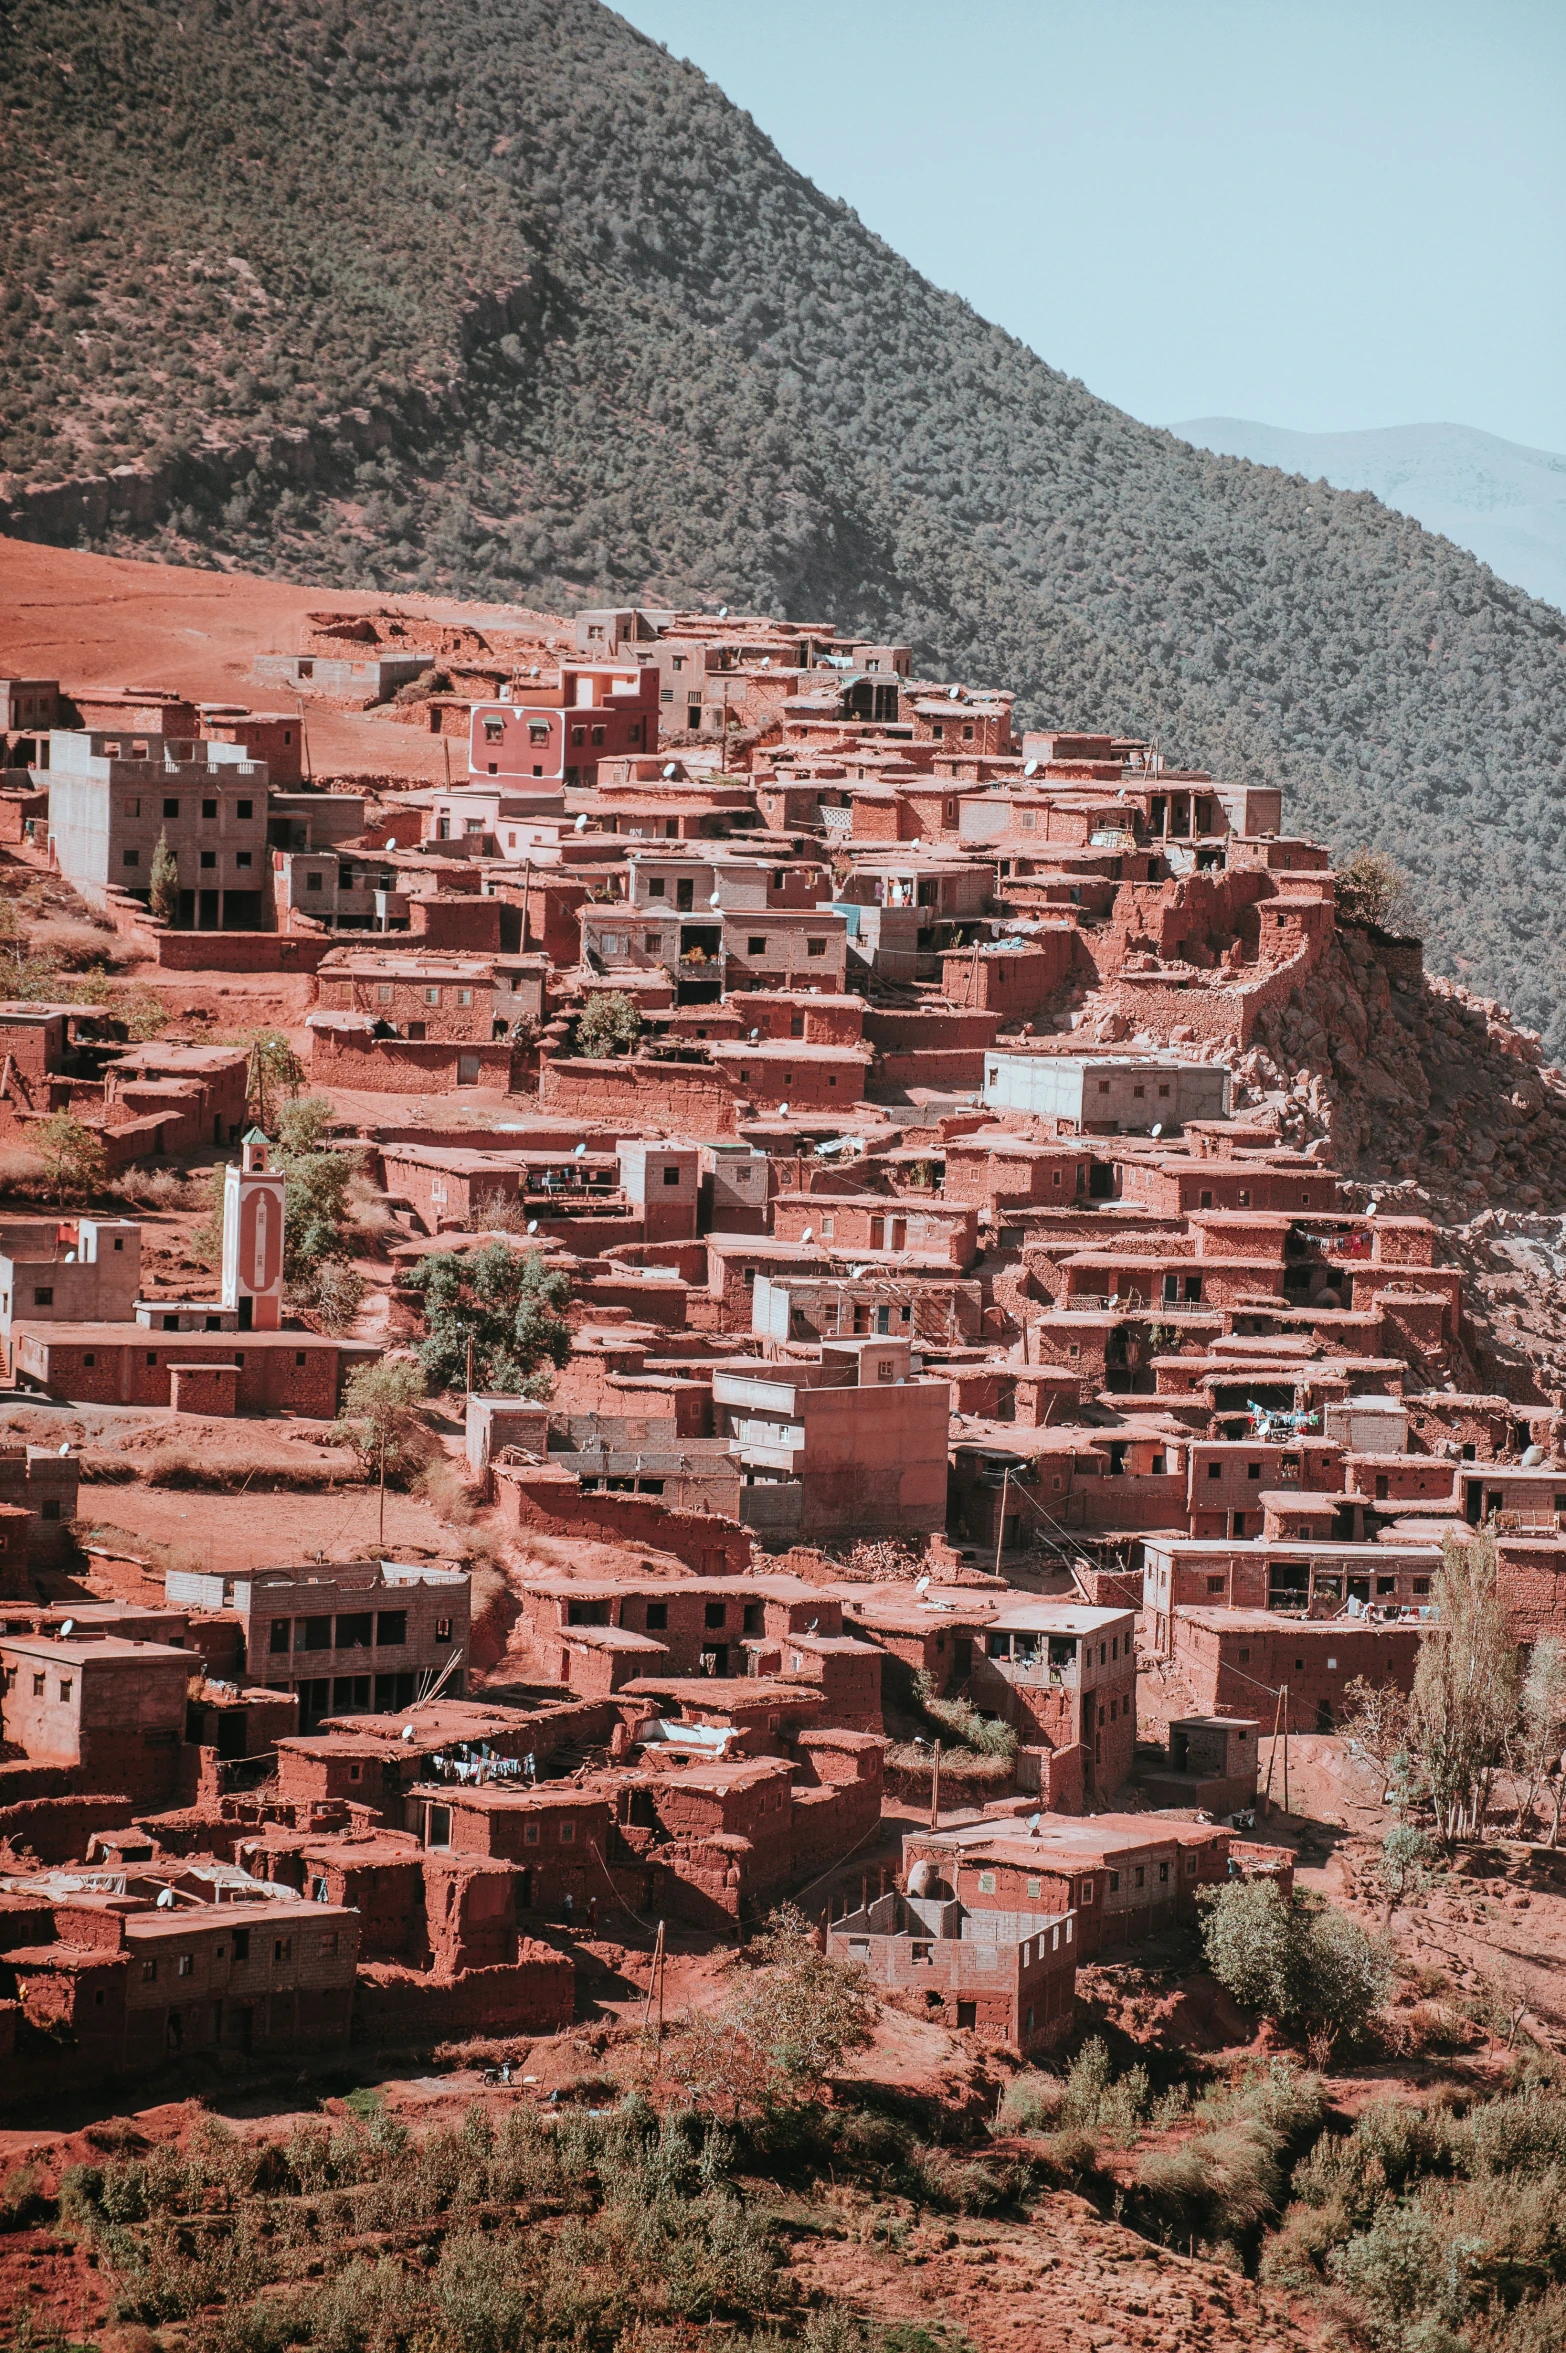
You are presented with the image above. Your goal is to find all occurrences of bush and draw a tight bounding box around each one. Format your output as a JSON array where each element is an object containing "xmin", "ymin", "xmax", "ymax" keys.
[
  {"xmin": 1200, "ymin": 1880, "xmax": 1390, "ymax": 2046},
  {"xmin": 573, "ymin": 991, "xmax": 642, "ymax": 1058},
  {"xmin": 997, "ymin": 2070, "xmax": 1067, "ymax": 2134}
]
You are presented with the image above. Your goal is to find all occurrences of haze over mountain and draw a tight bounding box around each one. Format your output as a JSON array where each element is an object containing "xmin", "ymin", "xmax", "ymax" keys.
[
  {"xmin": 1176, "ymin": 419, "xmax": 1566, "ymax": 616},
  {"xmin": 4, "ymin": 0, "xmax": 1566, "ymax": 1043}
]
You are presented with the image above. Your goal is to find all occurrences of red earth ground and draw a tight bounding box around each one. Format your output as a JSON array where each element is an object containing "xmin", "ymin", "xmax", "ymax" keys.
[{"xmin": 0, "ymin": 534, "xmax": 567, "ymax": 784}]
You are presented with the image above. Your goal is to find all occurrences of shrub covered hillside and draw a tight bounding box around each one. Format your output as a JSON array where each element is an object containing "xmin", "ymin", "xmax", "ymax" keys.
[{"xmin": 6, "ymin": 1, "xmax": 1566, "ymax": 1040}]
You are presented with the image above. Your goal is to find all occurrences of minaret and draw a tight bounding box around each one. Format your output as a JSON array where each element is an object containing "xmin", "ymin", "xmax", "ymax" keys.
[{"xmin": 222, "ymin": 1128, "xmax": 286, "ymax": 1331}]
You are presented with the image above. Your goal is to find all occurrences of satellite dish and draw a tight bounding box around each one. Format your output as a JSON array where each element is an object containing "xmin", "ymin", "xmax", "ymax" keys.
[
  {"xmin": 800, "ymin": 1226, "xmax": 814, "ymax": 1242},
  {"xmin": 1024, "ymin": 758, "xmax": 1039, "ymax": 778},
  {"xmin": 1150, "ymin": 1123, "xmax": 1163, "ymax": 1138},
  {"xmin": 1366, "ymin": 1199, "xmax": 1379, "ymax": 1217},
  {"xmin": 156, "ymin": 1887, "xmax": 175, "ymax": 1908},
  {"xmin": 778, "ymin": 1102, "xmax": 789, "ymax": 1117},
  {"xmin": 60, "ymin": 1618, "xmax": 74, "ymax": 1636},
  {"xmin": 708, "ymin": 890, "xmax": 722, "ymax": 907},
  {"xmin": 574, "ymin": 813, "xmax": 587, "ymax": 832},
  {"xmin": 526, "ymin": 1218, "xmax": 538, "ymax": 1234},
  {"xmin": 717, "ymin": 605, "xmax": 729, "ymax": 619},
  {"xmin": 914, "ymin": 1573, "xmax": 931, "ymax": 1594},
  {"xmin": 663, "ymin": 762, "xmax": 678, "ymax": 780},
  {"xmin": 947, "ymin": 685, "xmax": 961, "ymax": 701},
  {"xmin": 573, "ymin": 1141, "xmax": 588, "ymax": 1157},
  {"xmin": 1026, "ymin": 1812, "xmax": 1042, "ymax": 1837},
  {"xmin": 401, "ymin": 1724, "xmax": 416, "ymax": 1741},
  {"xmin": 749, "ymin": 1028, "xmax": 759, "ymax": 1041},
  {"xmin": 58, "ymin": 1441, "xmax": 70, "ymax": 1456}
]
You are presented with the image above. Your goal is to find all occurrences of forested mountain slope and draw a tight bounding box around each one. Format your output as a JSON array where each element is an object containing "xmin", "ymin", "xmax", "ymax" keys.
[{"xmin": 5, "ymin": 1, "xmax": 1566, "ymax": 1041}]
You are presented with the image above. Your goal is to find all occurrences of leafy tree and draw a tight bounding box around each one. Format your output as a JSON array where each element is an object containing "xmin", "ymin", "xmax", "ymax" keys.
[
  {"xmin": 148, "ymin": 829, "xmax": 180, "ymax": 927},
  {"xmin": 1368, "ymin": 1823, "xmax": 1437, "ymax": 1926},
  {"xmin": 275, "ymin": 1094, "xmax": 337, "ymax": 1157},
  {"xmin": 1509, "ymin": 1633, "xmax": 1566, "ymax": 1843},
  {"xmin": 32, "ymin": 1111, "xmax": 107, "ymax": 1205},
  {"xmin": 1341, "ymin": 1676, "xmax": 1416, "ymax": 1807},
  {"xmin": 574, "ymin": 990, "xmax": 643, "ymax": 1058},
  {"xmin": 1335, "ymin": 849, "xmax": 1413, "ymax": 934},
  {"xmin": 1411, "ymin": 1532, "xmax": 1519, "ymax": 1844},
  {"xmin": 409, "ymin": 1240, "xmax": 571, "ymax": 1395},
  {"xmin": 333, "ymin": 1358, "xmax": 428, "ymax": 1544},
  {"xmin": 302, "ymin": 1259, "xmax": 365, "ymax": 1336},
  {"xmin": 280, "ymin": 1148, "xmax": 356, "ymax": 1288},
  {"xmin": 1200, "ymin": 1880, "xmax": 1389, "ymax": 2046},
  {"xmin": 242, "ymin": 1030, "xmax": 304, "ymax": 1129},
  {"xmin": 674, "ymin": 1904, "xmax": 877, "ymax": 2115}
]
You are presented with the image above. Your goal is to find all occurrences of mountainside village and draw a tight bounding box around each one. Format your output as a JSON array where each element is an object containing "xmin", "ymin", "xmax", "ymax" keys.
[{"xmin": 0, "ymin": 596, "xmax": 1561, "ymax": 2110}]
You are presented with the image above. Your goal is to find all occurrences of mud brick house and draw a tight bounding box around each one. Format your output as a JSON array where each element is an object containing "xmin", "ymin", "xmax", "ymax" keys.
[
  {"xmin": 0, "ymin": 1445, "xmax": 80, "ymax": 1569},
  {"xmin": 901, "ymin": 1812, "xmax": 1288, "ymax": 1959},
  {"xmin": 1141, "ymin": 1537, "xmax": 1440, "ymax": 1646},
  {"xmin": 981, "ymin": 1051, "xmax": 1231, "ymax": 1131},
  {"xmin": 0, "ymin": 1216, "xmax": 140, "ymax": 1350},
  {"xmin": 0, "ymin": 1632, "xmax": 193, "ymax": 1805},
  {"xmin": 0, "ymin": 1882, "xmax": 358, "ymax": 2091},
  {"xmin": 1169, "ymin": 1606, "xmax": 1424, "ymax": 1733},
  {"xmin": 771, "ymin": 1193, "xmax": 979, "ymax": 1269},
  {"xmin": 512, "ymin": 1572, "xmax": 840, "ymax": 1689},
  {"xmin": 47, "ymin": 730, "xmax": 273, "ymax": 928},
  {"xmin": 971, "ymin": 1603, "xmax": 1138, "ymax": 1805},
  {"xmin": 11, "ymin": 1325, "xmax": 375, "ymax": 1414},
  {"xmin": 827, "ymin": 1890, "xmax": 1076, "ymax": 2054},
  {"xmin": 166, "ymin": 1562, "xmax": 471, "ymax": 1731},
  {"xmin": 314, "ymin": 949, "xmax": 502, "ymax": 1040},
  {"xmin": 470, "ymin": 663, "xmax": 660, "ymax": 784},
  {"xmin": 712, "ymin": 1344, "xmax": 952, "ymax": 1541}
]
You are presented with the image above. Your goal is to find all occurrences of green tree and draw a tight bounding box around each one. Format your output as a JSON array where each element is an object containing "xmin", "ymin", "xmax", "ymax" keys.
[
  {"xmin": 1200, "ymin": 1880, "xmax": 1390, "ymax": 2047},
  {"xmin": 32, "ymin": 1111, "xmax": 108, "ymax": 1205},
  {"xmin": 333, "ymin": 1358, "xmax": 428, "ymax": 1545},
  {"xmin": 1509, "ymin": 1633, "xmax": 1566, "ymax": 1842},
  {"xmin": 148, "ymin": 828, "xmax": 180, "ymax": 926},
  {"xmin": 275, "ymin": 1094, "xmax": 336, "ymax": 1157},
  {"xmin": 1411, "ymin": 1531, "xmax": 1519, "ymax": 1845},
  {"xmin": 409, "ymin": 1240, "xmax": 571, "ymax": 1395},
  {"xmin": 574, "ymin": 991, "xmax": 643, "ymax": 1058},
  {"xmin": 1369, "ymin": 1823, "xmax": 1437, "ymax": 1926},
  {"xmin": 280, "ymin": 1148, "xmax": 356, "ymax": 1287},
  {"xmin": 242, "ymin": 1030, "xmax": 305, "ymax": 1128},
  {"xmin": 674, "ymin": 1904, "xmax": 877, "ymax": 2115},
  {"xmin": 1334, "ymin": 848, "xmax": 1413, "ymax": 933}
]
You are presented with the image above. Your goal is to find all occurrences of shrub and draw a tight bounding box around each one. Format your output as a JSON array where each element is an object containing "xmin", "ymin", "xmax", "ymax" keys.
[
  {"xmin": 1059, "ymin": 2037, "xmax": 1148, "ymax": 2142},
  {"xmin": 998, "ymin": 2070, "xmax": 1067, "ymax": 2133},
  {"xmin": 1199, "ymin": 1880, "xmax": 1389, "ymax": 2045},
  {"xmin": 573, "ymin": 990, "xmax": 642, "ymax": 1058}
]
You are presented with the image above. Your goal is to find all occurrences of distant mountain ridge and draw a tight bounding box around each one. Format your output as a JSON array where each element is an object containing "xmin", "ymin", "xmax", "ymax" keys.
[
  {"xmin": 4, "ymin": 1, "xmax": 1566, "ymax": 1045},
  {"xmin": 1174, "ymin": 419, "xmax": 1566, "ymax": 614}
]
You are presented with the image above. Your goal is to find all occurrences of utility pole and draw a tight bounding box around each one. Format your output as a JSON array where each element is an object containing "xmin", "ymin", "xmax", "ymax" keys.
[
  {"xmin": 642, "ymin": 1918, "xmax": 666, "ymax": 2042},
  {"xmin": 929, "ymin": 1739, "xmax": 942, "ymax": 1830},
  {"xmin": 993, "ymin": 1466, "xmax": 1011, "ymax": 1576}
]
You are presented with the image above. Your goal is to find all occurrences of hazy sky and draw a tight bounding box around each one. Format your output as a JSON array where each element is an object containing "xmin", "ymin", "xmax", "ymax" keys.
[{"xmin": 613, "ymin": 0, "xmax": 1566, "ymax": 452}]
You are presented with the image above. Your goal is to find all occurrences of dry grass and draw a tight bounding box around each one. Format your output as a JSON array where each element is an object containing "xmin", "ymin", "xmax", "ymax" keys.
[
  {"xmin": 141, "ymin": 1446, "xmax": 363, "ymax": 1492},
  {"xmin": 413, "ymin": 1454, "xmax": 481, "ymax": 1524},
  {"xmin": 26, "ymin": 913, "xmax": 119, "ymax": 970},
  {"xmin": 115, "ymin": 1165, "xmax": 197, "ymax": 1211},
  {"xmin": 0, "ymin": 1144, "xmax": 48, "ymax": 1197}
]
